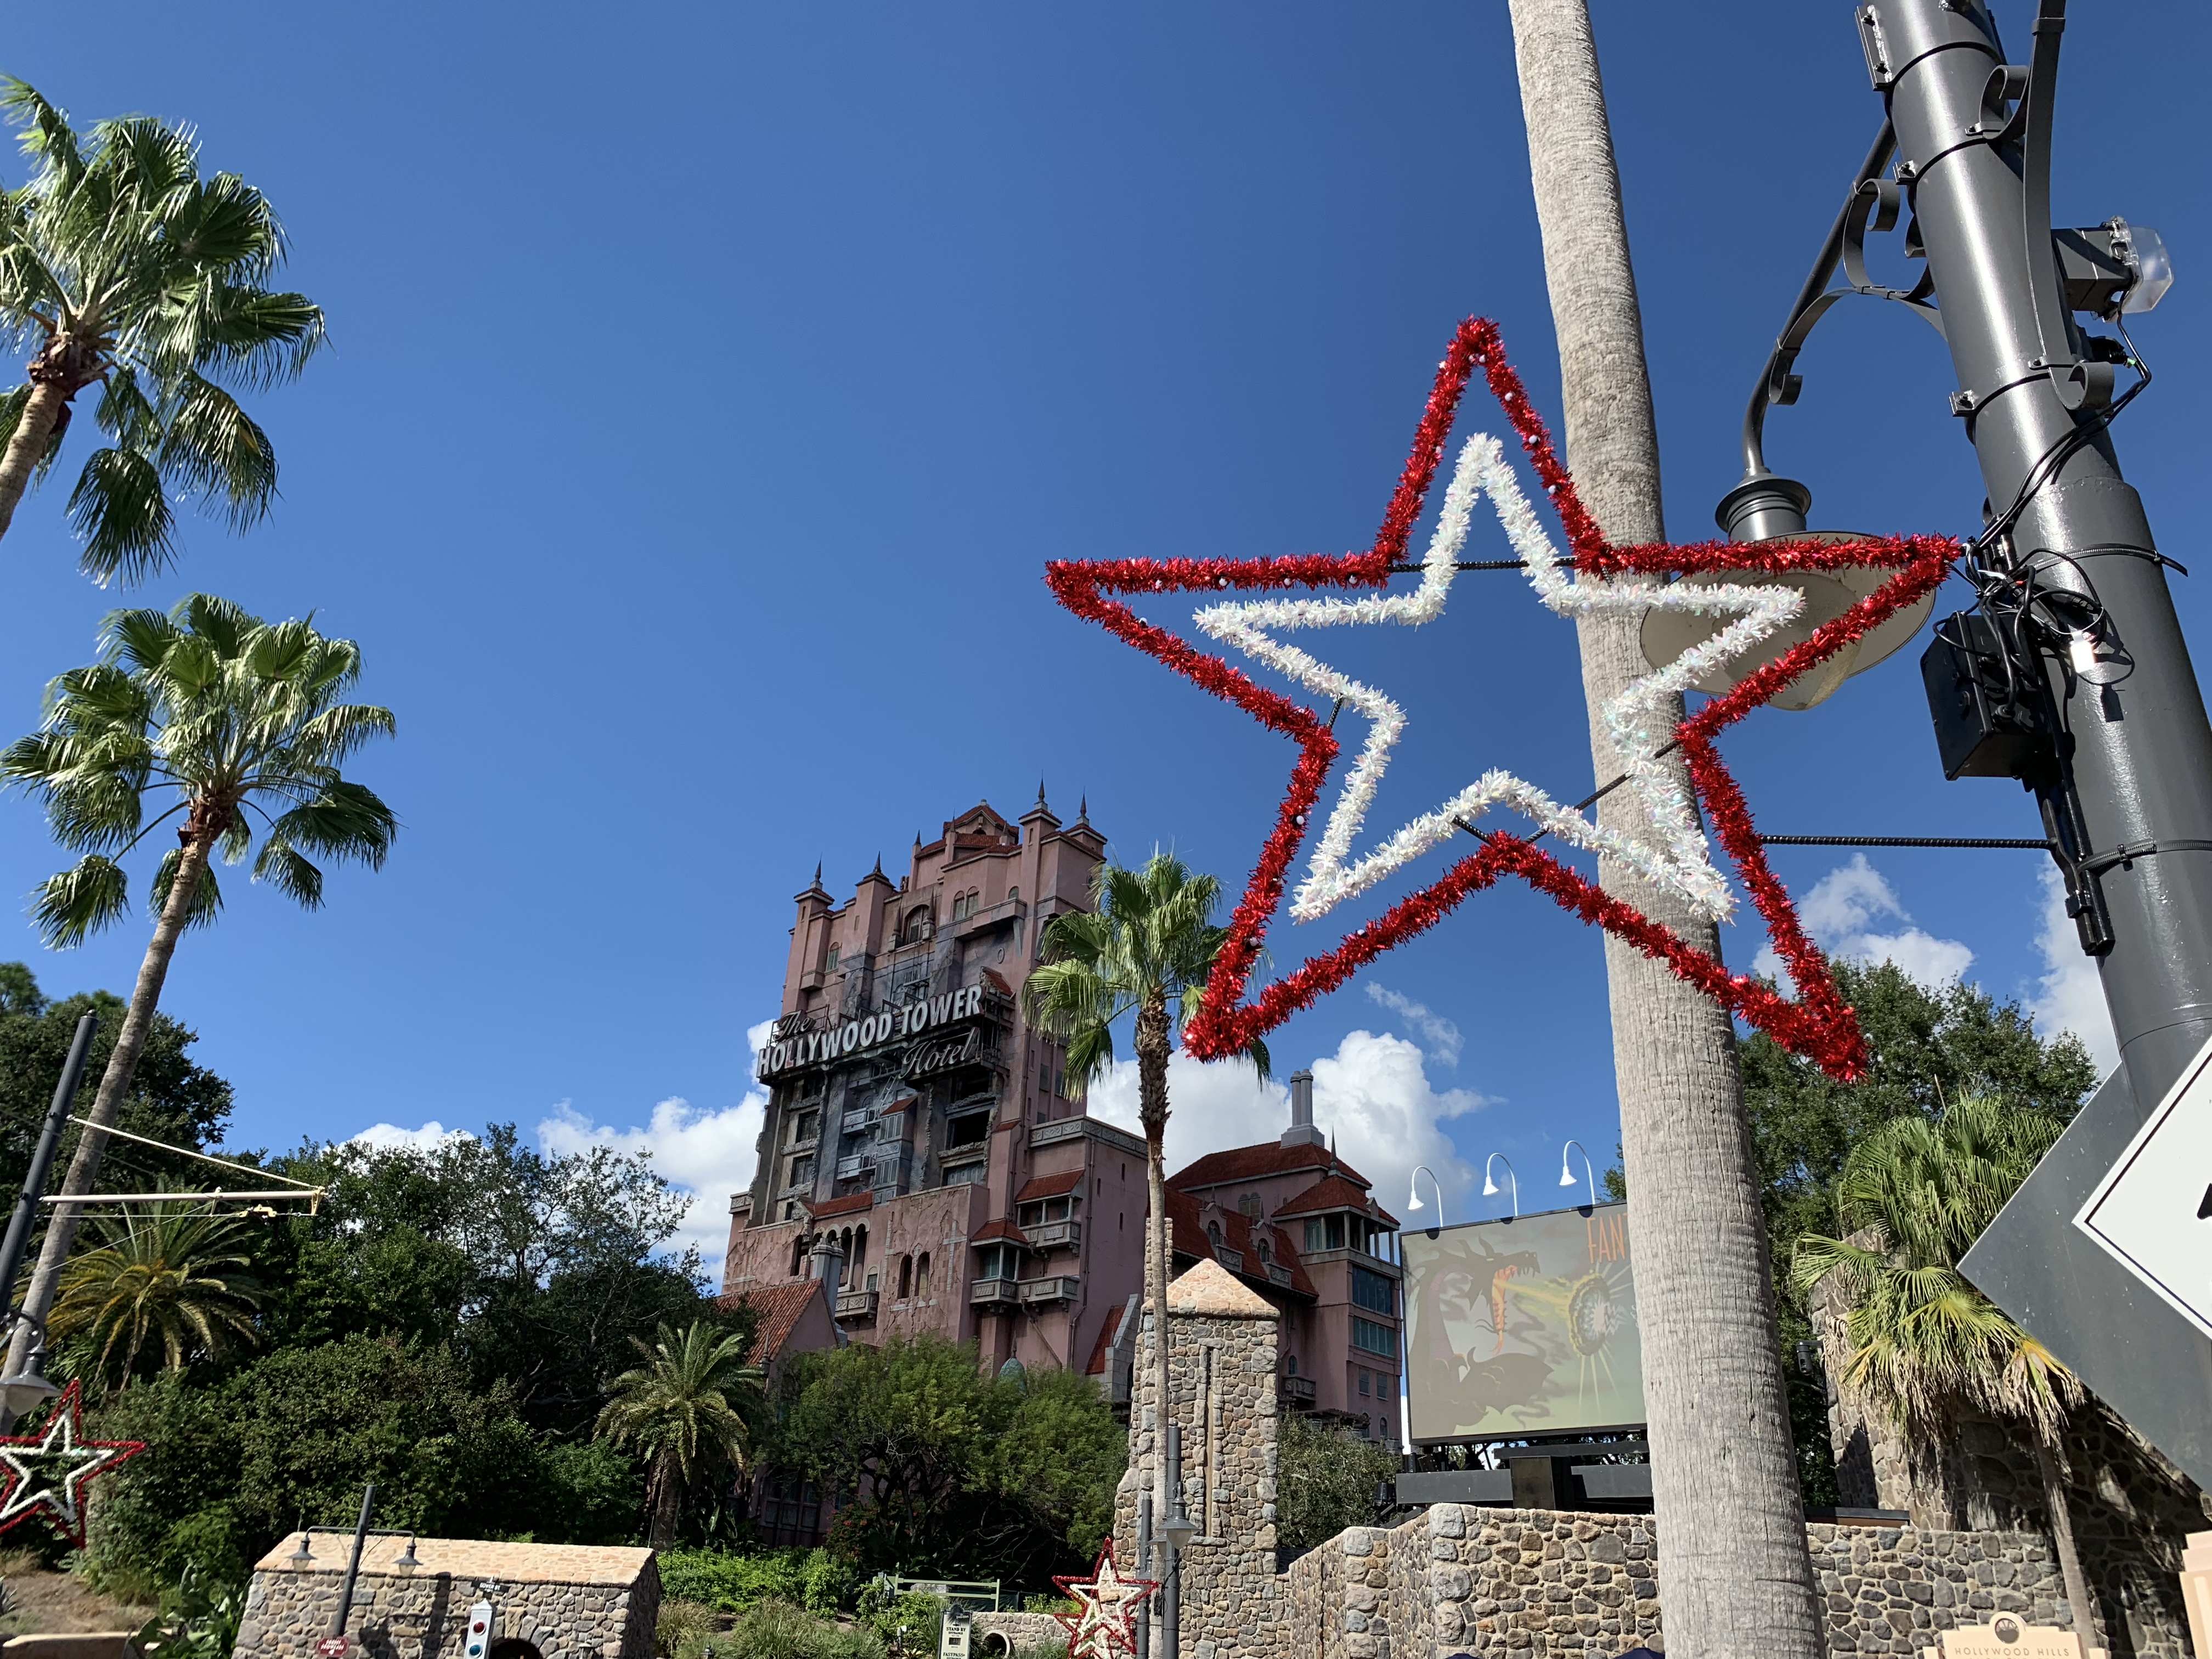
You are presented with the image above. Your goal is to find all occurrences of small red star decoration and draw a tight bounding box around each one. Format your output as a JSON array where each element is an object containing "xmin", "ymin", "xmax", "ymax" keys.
[
  {"xmin": 1053, "ymin": 1537, "xmax": 1159, "ymax": 1659},
  {"xmin": 1045, "ymin": 318, "xmax": 1960, "ymax": 1081},
  {"xmin": 0, "ymin": 1379, "xmax": 145, "ymax": 1547}
]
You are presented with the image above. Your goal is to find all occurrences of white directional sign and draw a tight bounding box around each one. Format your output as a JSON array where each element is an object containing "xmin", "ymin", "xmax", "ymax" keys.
[{"xmin": 2075, "ymin": 1030, "xmax": 2212, "ymax": 1340}]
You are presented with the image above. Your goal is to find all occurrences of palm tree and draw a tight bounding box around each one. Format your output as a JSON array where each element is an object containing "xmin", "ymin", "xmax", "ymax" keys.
[
  {"xmin": 47, "ymin": 1205, "xmax": 262, "ymax": 1385},
  {"xmin": 1793, "ymin": 1098, "xmax": 2094, "ymax": 1636},
  {"xmin": 595, "ymin": 1320, "xmax": 765, "ymax": 1549},
  {"xmin": 0, "ymin": 81, "xmax": 325, "ymax": 577},
  {"xmin": 0, "ymin": 594, "xmax": 396, "ymax": 1392},
  {"xmin": 1502, "ymin": 4, "xmax": 1824, "ymax": 1654},
  {"xmin": 1022, "ymin": 853, "xmax": 1267, "ymax": 1548}
]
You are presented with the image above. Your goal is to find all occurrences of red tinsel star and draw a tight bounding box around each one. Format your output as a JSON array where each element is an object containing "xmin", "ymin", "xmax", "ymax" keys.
[
  {"xmin": 0, "ymin": 1379, "xmax": 145, "ymax": 1547},
  {"xmin": 1045, "ymin": 318, "xmax": 1959, "ymax": 1082},
  {"xmin": 1052, "ymin": 1537, "xmax": 1159, "ymax": 1659}
]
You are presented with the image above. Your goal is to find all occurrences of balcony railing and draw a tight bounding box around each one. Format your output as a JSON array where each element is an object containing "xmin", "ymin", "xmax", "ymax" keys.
[
  {"xmin": 970, "ymin": 1276, "xmax": 1021, "ymax": 1308},
  {"xmin": 834, "ymin": 1154, "xmax": 873, "ymax": 1182},
  {"xmin": 1277, "ymin": 1375, "xmax": 1317, "ymax": 1407},
  {"xmin": 835, "ymin": 1288, "xmax": 879, "ymax": 1321},
  {"xmin": 1025, "ymin": 1220, "xmax": 1082, "ymax": 1252},
  {"xmin": 1018, "ymin": 1276, "xmax": 1080, "ymax": 1306}
]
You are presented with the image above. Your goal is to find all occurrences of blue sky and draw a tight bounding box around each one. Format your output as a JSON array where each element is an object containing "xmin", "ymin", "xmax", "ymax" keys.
[{"xmin": 2, "ymin": 3, "xmax": 2205, "ymax": 1272}]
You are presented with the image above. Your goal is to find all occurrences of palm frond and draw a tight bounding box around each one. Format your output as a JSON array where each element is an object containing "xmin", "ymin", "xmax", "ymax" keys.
[
  {"xmin": 31, "ymin": 853, "xmax": 129, "ymax": 947},
  {"xmin": 148, "ymin": 846, "xmax": 222, "ymax": 929},
  {"xmin": 67, "ymin": 444, "xmax": 177, "ymax": 584}
]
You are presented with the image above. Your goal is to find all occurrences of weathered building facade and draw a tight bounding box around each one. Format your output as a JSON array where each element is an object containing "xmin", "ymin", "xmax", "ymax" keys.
[{"xmin": 721, "ymin": 794, "xmax": 1148, "ymax": 1379}]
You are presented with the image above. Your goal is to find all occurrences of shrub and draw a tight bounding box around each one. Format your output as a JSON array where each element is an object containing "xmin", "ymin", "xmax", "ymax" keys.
[
  {"xmin": 658, "ymin": 1549, "xmax": 853, "ymax": 1616},
  {"xmin": 723, "ymin": 1600, "xmax": 883, "ymax": 1659},
  {"xmin": 855, "ymin": 1589, "xmax": 943, "ymax": 1659},
  {"xmin": 656, "ymin": 1599, "xmax": 716, "ymax": 1659}
]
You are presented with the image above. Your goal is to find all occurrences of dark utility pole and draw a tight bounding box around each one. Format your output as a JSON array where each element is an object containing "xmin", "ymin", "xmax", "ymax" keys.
[
  {"xmin": 1873, "ymin": 0, "xmax": 2212, "ymax": 1108},
  {"xmin": 0, "ymin": 1012, "xmax": 98, "ymax": 1431}
]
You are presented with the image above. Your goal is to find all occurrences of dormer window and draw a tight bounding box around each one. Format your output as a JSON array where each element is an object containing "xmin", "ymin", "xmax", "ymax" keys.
[{"xmin": 1206, "ymin": 1220, "xmax": 1223, "ymax": 1250}]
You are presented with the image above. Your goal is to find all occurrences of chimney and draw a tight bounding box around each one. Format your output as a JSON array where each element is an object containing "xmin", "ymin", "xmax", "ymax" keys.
[
  {"xmin": 1282, "ymin": 1069, "xmax": 1324, "ymax": 1148},
  {"xmin": 809, "ymin": 1235, "xmax": 846, "ymax": 1288}
]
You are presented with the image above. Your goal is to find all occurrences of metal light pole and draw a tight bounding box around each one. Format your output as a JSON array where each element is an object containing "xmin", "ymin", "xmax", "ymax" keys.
[
  {"xmin": 0, "ymin": 1012, "xmax": 98, "ymax": 1431},
  {"xmin": 1159, "ymin": 1423, "xmax": 1194, "ymax": 1659},
  {"xmin": 1871, "ymin": 0, "xmax": 2212, "ymax": 1105},
  {"xmin": 1727, "ymin": 0, "xmax": 2212, "ymax": 1488},
  {"xmin": 1133, "ymin": 1492, "xmax": 1153, "ymax": 1659}
]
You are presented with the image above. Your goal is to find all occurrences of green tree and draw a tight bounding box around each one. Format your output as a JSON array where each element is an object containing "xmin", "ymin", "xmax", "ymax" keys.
[
  {"xmin": 48, "ymin": 1206, "xmax": 262, "ymax": 1385},
  {"xmin": 1740, "ymin": 958, "xmax": 2098, "ymax": 1502},
  {"xmin": 0, "ymin": 963, "xmax": 233, "ymax": 1220},
  {"xmin": 1022, "ymin": 853, "xmax": 1265, "ymax": 1539},
  {"xmin": 1275, "ymin": 1413, "xmax": 1400, "ymax": 1554},
  {"xmin": 0, "ymin": 82, "xmax": 325, "ymax": 574},
  {"xmin": 772, "ymin": 1335, "xmax": 1124, "ymax": 1584},
  {"xmin": 596, "ymin": 1321, "xmax": 765, "ymax": 1550},
  {"xmin": 1791, "ymin": 1096, "xmax": 2091, "ymax": 1635},
  {"xmin": 0, "ymin": 595, "xmax": 396, "ymax": 1388}
]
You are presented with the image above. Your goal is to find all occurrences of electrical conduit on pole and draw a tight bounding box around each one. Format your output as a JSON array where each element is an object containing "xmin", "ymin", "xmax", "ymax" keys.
[{"xmin": 1872, "ymin": 0, "xmax": 2212, "ymax": 1105}]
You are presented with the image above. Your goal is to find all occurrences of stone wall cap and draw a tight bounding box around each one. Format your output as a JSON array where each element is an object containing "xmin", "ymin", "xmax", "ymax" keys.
[
  {"xmin": 1161, "ymin": 1258, "xmax": 1277, "ymax": 1319},
  {"xmin": 250, "ymin": 1534, "xmax": 656, "ymax": 1587}
]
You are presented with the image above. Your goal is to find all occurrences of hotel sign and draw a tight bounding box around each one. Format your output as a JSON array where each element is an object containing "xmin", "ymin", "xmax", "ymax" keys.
[{"xmin": 759, "ymin": 985, "xmax": 986, "ymax": 1078}]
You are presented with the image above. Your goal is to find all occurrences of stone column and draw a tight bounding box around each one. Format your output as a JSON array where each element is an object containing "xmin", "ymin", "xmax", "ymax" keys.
[{"xmin": 1115, "ymin": 1259, "xmax": 1285, "ymax": 1659}]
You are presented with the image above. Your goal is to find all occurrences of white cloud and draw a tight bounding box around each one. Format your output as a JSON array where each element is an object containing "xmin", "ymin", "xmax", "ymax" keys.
[
  {"xmin": 1363, "ymin": 983, "xmax": 1462, "ymax": 1066},
  {"xmin": 1086, "ymin": 1027, "xmax": 1492, "ymax": 1226},
  {"xmin": 2028, "ymin": 865, "xmax": 2119, "ymax": 1075},
  {"xmin": 1756, "ymin": 853, "xmax": 1974, "ymax": 988},
  {"xmin": 534, "ymin": 1018, "xmax": 775, "ymax": 1283},
  {"xmin": 349, "ymin": 1121, "xmax": 475, "ymax": 1152}
]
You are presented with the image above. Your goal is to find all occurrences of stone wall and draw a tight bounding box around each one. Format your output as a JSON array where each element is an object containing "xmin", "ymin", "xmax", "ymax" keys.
[
  {"xmin": 1283, "ymin": 1504, "xmax": 2096, "ymax": 1659},
  {"xmin": 1116, "ymin": 1260, "xmax": 1288, "ymax": 1659},
  {"xmin": 233, "ymin": 1536, "xmax": 658, "ymax": 1659}
]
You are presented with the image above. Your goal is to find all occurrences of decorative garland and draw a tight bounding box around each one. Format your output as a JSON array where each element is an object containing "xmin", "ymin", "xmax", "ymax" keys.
[
  {"xmin": 1044, "ymin": 318, "xmax": 1959, "ymax": 1081},
  {"xmin": 1053, "ymin": 1537, "xmax": 1159, "ymax": 1659},
  {"xmin": 0, "ymin": 1379, "xmax": 145, "ymax": 1545},
  {"xmin": 1193, "ymin": 432, "xmax": 1808, "ymax": 926}
]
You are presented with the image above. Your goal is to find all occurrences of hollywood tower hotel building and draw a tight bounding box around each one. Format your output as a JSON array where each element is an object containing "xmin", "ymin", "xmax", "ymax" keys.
[{"xmin": 721, "ymin": 794, "xmax": 1151, "ymax": 1376}]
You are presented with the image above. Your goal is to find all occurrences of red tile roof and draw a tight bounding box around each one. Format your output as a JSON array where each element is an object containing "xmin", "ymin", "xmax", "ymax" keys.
[
  {"xmin": 981, "ymin": 968, "xmax": 1014, "ymax": 998},
  {"xmin": 1273, "ymin": 1173, "xmax": 1400, "ymax": 1228},
  {"xmin": 809, "ymin": 1193, "xmax": 874, "ymax": 1220},
  {"xmin": 1170, "ymin": 1141, "xmax": 1372, "ymax": 1193},
  {"xmin": 971, "ymin": 1218, "xmax": 1030, "ymax": 1247},
  {"xmin": 1085, "ymin": 1302, "xmax": 1127, "ymax": 1376},
  {"xmin": 729, "ymin": 1279, "xmax": 825, "ymax": 1365},
  {"xmin": 1015, "ymin": 1169, "xmax": 1085, "ymax": 1203},
  {"xmin": 1166, "ymin": 1189, "xmax": 1317, "ymax": 1300}
]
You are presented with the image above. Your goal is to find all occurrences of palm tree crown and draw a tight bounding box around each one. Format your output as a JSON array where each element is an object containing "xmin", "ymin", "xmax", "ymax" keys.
[
  {"xmin": 48, "ymin": 1205, "xmax": 262, "ymax": 1385},
  {"xmin": 596, "ymin": 1320, "xmax": 764, "ymax": 1548},
  {"xmin": 1791, "ymin": 1096, "xmax": 2075, "ymax": 1441},
  {"xmin": 1023, "ymin": 854, "xmax": 1267, "ymax": 1097},
  {"xmin": 0, "ymin": 80, "xmax": 325, "ymax": 578},
  {"xmin": 2, "ymin": 592, "xmax": 397, "ymax": 946}
]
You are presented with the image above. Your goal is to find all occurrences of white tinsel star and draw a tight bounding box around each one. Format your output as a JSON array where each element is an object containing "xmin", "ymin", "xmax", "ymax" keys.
[{"xmin": 1192, "ymin": 433, "xmax": 1805, "ymax": 925}]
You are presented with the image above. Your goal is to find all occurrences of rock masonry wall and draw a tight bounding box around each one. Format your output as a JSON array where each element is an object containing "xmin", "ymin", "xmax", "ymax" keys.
[
  {"xmin": 233, "ymin": 1537, "xmax": 658, "ymax": 1659},
  {"xmin": 1283, "ymin": 1506, "xmax": 2083, "ymax": 1659},
  {"xmin": 1116, "ymin": 1260, "xmax": 1289, "ymax": 1659}
]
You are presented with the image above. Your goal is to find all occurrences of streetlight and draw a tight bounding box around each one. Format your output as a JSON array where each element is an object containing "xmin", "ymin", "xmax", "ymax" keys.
[
  {"xmin": 1405, "ymin": 1165, "xmax": 1444, "ymax": 1227},
  {"xmin": 1559, "ymin": 1141, "xmax": 1597, "ymax": 1210},
  {"xmin": 1481, "ymin": 1154, "xmax": 1519, "ymax": 1221},
  {"xmin": 1159, "ymin": 1423, "xmax": 1193, "ymax": 1659}
]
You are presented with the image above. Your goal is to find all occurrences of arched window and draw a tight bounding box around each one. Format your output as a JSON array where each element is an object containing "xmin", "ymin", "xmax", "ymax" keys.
[
  {"xmin": 826, "ymin": 944, "xmax": 840, "ymax": 971},
  {"xmin": 853, "ymin": 1224, "xmax": 867, "ymax": 1273},
  {"xmin": 917, "ymin": 1251, "xmax": 932, "ymax": 1299},
  {"xmin": 1007, "ymin": 886, "xmax": 1019, "ymax": 903},
  {"xmin": 1257, "ymin": 1236, "xmax": 1272, "ymax": 1265},
  {"xmin": 1285, "ymin": 1353, "xmax": 1297, "ymax": 1377},
  {"xmin": 1206, "ymin": 1220, "xmax": 1223, "ymax": 1250},
  {"xmin": 900, "ymin": 907, "xmax": 931, "ymax": 945},
  {"xmin": 791, "ymin": 1237, "xmax": 808, "ymax": 1278},
  {"xmin": 898, "ymin": 1255, "xmax": 913, "ymax": 1300}
]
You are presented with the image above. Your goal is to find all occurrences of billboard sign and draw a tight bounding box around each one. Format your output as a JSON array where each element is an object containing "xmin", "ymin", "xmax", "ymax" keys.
[{"xmin": 1402, "ymin": 1200, "xmax": 1643, "ymax": 1442}]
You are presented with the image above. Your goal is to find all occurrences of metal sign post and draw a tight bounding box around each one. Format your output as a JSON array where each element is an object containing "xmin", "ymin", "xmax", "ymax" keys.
[{"xmin": 324, "ymin": 1484, "xmax": 378, "ymax": 1654}]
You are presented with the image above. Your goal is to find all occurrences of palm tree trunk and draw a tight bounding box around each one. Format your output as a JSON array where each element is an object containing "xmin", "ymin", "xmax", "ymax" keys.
[
  {"xmin": 2034, "ymin": 1437, "xmax": 2098, "ymax": 1644},
  {"xmin": 1134, "ymin": 993, "xmax": 1175, "ymax": 1564},
  {"xmin": 1502, "ymin": 5, "xmax": 1824, "ymax": 1656},
  {"xmin": 1, "ymin": 817, "xmax": 216, "ymax": 1404},
  {"xmin": 647, "ymin": 1458, "xmax": 682, "ymax": 1551},
  {"xmin": 0, "ymin": 379, "xmax": 69, "ymax": 545}
]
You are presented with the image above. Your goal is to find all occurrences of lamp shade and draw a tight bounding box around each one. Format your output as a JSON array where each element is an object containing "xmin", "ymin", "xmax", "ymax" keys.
[{"xmin": 1639, "ymin": 533, "xmax": 1936, "ymax": 712}]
